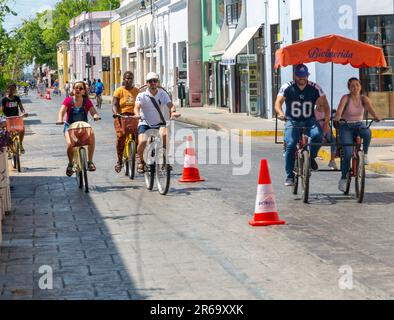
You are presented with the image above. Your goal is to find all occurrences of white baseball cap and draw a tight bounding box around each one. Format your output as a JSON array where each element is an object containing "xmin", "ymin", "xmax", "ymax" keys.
[{"xmin": 146, "ymin": 72, "xmax": 159, "ymax": 81}]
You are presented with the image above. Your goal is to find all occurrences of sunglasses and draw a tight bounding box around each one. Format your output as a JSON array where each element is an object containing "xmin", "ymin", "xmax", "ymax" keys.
[
  {"xmin": 148, "ymin": 79, "xmax": 158, "ymax": 84},
  {"xmin": 74, "ymin": 87, "xmax": 85, "ymax": 90}
]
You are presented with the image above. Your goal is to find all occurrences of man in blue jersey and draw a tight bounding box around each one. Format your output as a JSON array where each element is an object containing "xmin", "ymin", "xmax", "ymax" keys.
[{"xmin": 274, "ymin": 64, "xmax": 331, "ymax": 186}]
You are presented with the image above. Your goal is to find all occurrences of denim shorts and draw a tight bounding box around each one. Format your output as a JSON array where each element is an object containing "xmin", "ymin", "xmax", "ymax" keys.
[{"xmin": 137, "ymin": 125, "xmax": 160, "ymax": 135}]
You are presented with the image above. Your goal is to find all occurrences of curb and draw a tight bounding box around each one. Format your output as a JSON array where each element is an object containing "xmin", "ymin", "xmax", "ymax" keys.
[
  {"xmin": 177, "ymin": 117, "xmax": 394, "ymax": 138},
  {"xmin": 318, "ymin": 149, "xmax": 394, "ymax": 175}
]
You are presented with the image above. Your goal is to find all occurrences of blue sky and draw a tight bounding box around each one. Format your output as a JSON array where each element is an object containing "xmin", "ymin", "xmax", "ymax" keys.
[{"xmin": 4, "ymin": 0, "xmax": 59, "ymax": 31}]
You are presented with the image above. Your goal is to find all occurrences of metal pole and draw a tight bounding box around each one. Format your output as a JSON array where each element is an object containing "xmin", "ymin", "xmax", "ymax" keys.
[
  {"xmin": 110, "ymin": 1, "xmax": 113, "ymax": 95},
  {"xmin": 150, "ymin": 0, "xmax": 154, "ymax": 72},
  {"xmin": 331, "ymin": 62, "xmax": 334, "ymax": 130}
]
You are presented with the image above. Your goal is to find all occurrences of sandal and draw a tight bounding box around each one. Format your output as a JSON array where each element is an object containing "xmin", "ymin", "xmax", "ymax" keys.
[
  {"xmin": 87, "ymin": 161, "xmax": 96, "ymax": 172},
  {"xmin": 114, "ymin": 161, "xmax": 122, "ymax": 173},
  {"xmin": 137, "ymin": 163, "xmax": 145, "ymax": 173},
  {"xmin": 66, "ymin": 163, "xmax": 74, "ymax": 177}
]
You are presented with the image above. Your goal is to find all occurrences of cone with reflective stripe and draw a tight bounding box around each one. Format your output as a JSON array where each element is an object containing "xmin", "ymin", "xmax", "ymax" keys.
[
  {"xmin": 249, "ymin": 159, "xmax": 285, "ymax": 227},
  {"xmin": 179, "ymin": 135, "xmax": 205, "ymax": 183}
]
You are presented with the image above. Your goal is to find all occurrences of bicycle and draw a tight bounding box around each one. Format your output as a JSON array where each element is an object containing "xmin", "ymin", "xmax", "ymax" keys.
[
  {"xmin": 56, "ymin": 120, "xmax": 100, "ymax": 193},
  {"xmin": 337, "ymin": 119, "xmax": 379, "ymax": 203},
  {"xmin": 96, "ymin": 93, "xmax": 103, "ymax": 109},
  {"xmin": 288, "ymin": 121, "xmax": 315, "ymax": 204},
  {"xmin": 113, "ymin": 114, "xmax": 139, "ymax": 179},
  {"xmin": 141, "ymin": 114, "xmax": 180, "ymax": 195},
  {"xmin": 6, "ymin": 114, "xmax": 28, "ymax": 173}
]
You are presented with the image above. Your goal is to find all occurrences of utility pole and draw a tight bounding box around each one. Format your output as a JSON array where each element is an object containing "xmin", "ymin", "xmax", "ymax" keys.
[{"xmin": 110, "ymin": 1, "xmax": 113, "ymax": 95}]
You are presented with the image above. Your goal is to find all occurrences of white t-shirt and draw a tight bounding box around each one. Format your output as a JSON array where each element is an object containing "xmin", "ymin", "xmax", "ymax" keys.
[{"xmin": 136, "ymin": 88, "xmax": 171, "ymax": 127}]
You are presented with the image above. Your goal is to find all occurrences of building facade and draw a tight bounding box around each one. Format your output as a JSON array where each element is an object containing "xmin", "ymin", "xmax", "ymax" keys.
[
  {"xmin": 68, "ymin": 11, "xmax": 112, "ymax": 82},
  {"xmin": 208, "ymin": 0, "xmax": 394, "ymax": 119}
]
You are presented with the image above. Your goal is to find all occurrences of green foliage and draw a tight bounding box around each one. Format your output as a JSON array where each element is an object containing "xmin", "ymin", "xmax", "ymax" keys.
[{"xmin": 0, "ymin": 0, "xmax": 121, "ymax": 86}]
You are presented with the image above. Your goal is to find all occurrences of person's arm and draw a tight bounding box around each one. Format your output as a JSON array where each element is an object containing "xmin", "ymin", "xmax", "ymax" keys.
[
  {"xmin": 57, "ymin": 105, "xmax": 67, "ymax": 123},
  {"xmin": 87, "ymin": 100, "xmax": 100, "ymax": 120},
  {"xmin": 316, "ymin": 95, "xmax": 330, "ymax": 133},
  {"xmin": 18, "ymin": 98, "xmax": 26, "ymax": 114},
  {"xmin": 134, "ymin": 101, "xmax": 141, "ymax": 118},
  {"xmin": 112, "ymin": 97, "xmax": 120, "ymax": 115},
  {"xmin": 334, "ymin": 95, "xmax": 348, "ymax": 122},
  {"xmin": 274, "ymin": 95, "xmax": 286, "ymax": 120},
  {"xmin": 363, "ymin": 96, "xmax": 380, "ymax": 120}
]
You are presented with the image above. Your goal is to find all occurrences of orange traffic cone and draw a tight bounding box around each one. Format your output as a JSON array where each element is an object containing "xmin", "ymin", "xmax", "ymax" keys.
[
  {"xmin": 249, "ymin": 159, "xmax": 285, "ymax": 227},
  {"xmin": 179, "ymin": 135, "xmax": 205, "ymax": 183},
  {"xmin": 46, "ymin": 90, "xmax": 51, "ymax": 100}
]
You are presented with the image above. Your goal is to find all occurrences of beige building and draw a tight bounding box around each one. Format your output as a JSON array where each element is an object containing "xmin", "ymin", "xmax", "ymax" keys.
[{"xmin": 56, "ymin": 41, "xmax": 69, "ymax": 91}]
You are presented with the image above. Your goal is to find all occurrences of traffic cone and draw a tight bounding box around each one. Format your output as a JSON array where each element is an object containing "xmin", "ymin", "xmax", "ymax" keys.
[
  {"xmin": 46, "ymin": 90, "xmax": 51, "ymax": 100},
  {"xmin": 249, "ymin": 159, "xmax": 285, "ymax": 227},
  {"xmin": 179, "ymin": 135, "xmax": 205, "ymax": 183}
]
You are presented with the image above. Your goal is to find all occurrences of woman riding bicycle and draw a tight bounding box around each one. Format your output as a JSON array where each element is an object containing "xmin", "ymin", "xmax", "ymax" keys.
[
  {"xmin": 1, "ymin": 84, "xmax": 27, "ymax": 153},
  {"xmin": 335, "ymin": 77, "xmax": 380, "ymax": 192},
  {"xmin": 57, "ymin": 81, "xmax": 101, "ymax": 177},
  {"xmin": 112, "ymin": 71, "xmax": 140, "ymax": 173}
]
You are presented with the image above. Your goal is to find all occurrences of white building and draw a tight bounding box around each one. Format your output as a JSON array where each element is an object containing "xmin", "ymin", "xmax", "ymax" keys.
[
  {"xmin": 68, "ymin": 11, "xmax": 112, "ymax": 82},
  {"xmin": 215, "ymin": 0, "xmax": 394, "ymax": 118}
]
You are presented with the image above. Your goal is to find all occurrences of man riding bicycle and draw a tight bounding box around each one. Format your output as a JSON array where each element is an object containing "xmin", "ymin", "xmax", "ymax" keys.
[
  {"xmin": 274, "ymin": 64, "xmax": 331, "ymax": 186},
  {"xmin": 134, "ymin": 72, "xmax": 177, "ymax": 173},
  {"xmin": 95, "ymin": 79, "xmax": 104, "ymax": 107},
  {"xmin": 112, "ymin": 71, "xmax": 140, "ymax": 172}
]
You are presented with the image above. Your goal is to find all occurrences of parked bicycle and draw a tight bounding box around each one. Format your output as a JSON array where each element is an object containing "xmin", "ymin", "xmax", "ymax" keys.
[
  {"xmin": 113, "ymin": 114, "xmax": 139, "ymax": 179},
  {"xmin": 6, "ymin": 114, "xmax": 28, "ymax": 173}
]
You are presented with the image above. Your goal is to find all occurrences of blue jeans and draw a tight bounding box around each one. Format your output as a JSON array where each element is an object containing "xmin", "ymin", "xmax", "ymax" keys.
[
  {"xmin": 339, "ymin": 122, "xmax": 371, "ymax": 179},
  {"xmin": 284, "ymin": 118, "xmax": 323, "ymax": 179}
]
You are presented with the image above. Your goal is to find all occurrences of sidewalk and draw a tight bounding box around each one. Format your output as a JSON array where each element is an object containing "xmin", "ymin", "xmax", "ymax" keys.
[{"xmin": 177, "ymin": 106, "xmax": 394, "ymax": 174}]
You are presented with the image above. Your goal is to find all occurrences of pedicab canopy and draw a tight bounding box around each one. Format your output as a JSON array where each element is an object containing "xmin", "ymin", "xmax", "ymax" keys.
[{"xmin": 274, "ymin": 34, "xmax": 387, "ymax": 69}]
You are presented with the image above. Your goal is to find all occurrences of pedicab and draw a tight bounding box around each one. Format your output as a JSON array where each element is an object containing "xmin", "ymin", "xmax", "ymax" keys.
[{"xmin": 273, "ymin": 34, "xmax": 388, "ymax": 203}]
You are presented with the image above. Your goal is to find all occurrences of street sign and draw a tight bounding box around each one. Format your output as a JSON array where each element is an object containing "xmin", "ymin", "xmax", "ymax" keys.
[{"xmin": 237, "ymin": 54, "xmax": 257, "ymax": 64}]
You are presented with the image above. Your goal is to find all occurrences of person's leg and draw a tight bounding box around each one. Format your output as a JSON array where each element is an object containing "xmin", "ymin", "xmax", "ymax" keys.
[
  {"xmin": 114, "ymin": 119, "xmax": 125, "ymax": 164},
  {"xmin": 65, "ymin": 132, "xmax": 74, "ymax": 164},
  {"xmin": 137, "ymin": 133, "xmax": 148, "ymax": 164},
  {"xmin": 87, "ymin": 132, "xmax": 95, "ymax": 162},
  {"xmin": 284, "ymin": 122, "xmax": 299, "ymax": 180},
  {"xmin": 339, "ymin": 125, "xmax": 354, "ymax": 180},
  {"xmin": 359, "ymin": 126, "xmax": 372, "ymax": 155},
  {"xmin": 308, "ymin": 120, "xmax": 323, "ymax": 160}
]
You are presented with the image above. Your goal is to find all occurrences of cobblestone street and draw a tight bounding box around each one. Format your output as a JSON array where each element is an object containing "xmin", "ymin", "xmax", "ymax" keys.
[{"xmin": 1, "ymin": 96, "xmax": 394, "ymax": 300}]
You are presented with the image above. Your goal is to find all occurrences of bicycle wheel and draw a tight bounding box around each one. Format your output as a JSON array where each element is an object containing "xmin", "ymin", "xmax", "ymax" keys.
[
  {"xmin": 13, "ymin": 139, "xmax": 21, "ymax": 172},
  {"xmin": 80, "ymin": 148, "xmax": 89, "ymax": 193},
  {"xmin": 155, "ymin": 148, "xmax": 170, "ymax": 195},
  {"xmin": 292, "ymin": 153, "xmax": 299, "ymax": 195},
  {"xmin": 144, "ymin": 164, "xmax": 155, "ymax": 190},
  {"xmin": 128, "ymin": 140, "xmax": 136, "ymax": 180},
  {"xmin": 301, "ymin": 150, "xmax": 310, "ymax": 204},
  {"xmin": 355, "ymin": 151, "xmax": 365, "ymax": 203}
]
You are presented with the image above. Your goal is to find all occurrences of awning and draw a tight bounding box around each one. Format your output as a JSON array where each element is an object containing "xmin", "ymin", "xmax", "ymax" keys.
[
  {"xmin": 221, "ymin": 25, "xmax": 260, "ymax": 65},
  {"xmin": 210, "ymin": 23, "xmax": 229, "ymax": 57}
]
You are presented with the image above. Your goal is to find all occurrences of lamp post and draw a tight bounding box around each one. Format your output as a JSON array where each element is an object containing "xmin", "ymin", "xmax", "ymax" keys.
[
  {"xmin": 110, "ymin": 1, "xmax": 113, "ymax": 95},
  {"xmin": 140, "ymin": 0, "xmax": 155, "ymax": 73}
]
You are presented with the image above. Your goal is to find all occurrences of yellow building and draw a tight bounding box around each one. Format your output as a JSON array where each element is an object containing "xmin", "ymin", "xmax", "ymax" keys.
[
  {"xmin": 56, "ymin": 41, "xmax": 69, "ymax": 92},
  {"xmin": 101, "ymin": 15, "xmax": 121, "ymax": 96}
]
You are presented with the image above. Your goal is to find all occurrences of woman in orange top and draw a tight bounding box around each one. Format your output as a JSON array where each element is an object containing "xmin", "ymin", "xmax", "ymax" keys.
[{"xmin": 112, "ymin": 71, "xmax": 140, "ymax": 172}]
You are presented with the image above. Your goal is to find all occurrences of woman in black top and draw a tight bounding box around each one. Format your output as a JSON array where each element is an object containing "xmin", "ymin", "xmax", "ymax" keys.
[{"xmin": 1, "ymin": 84, "xmax": 27, "ymax": 153}]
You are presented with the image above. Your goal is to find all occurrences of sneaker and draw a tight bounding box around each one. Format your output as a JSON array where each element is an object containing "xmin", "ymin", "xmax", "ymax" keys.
[
  {"xmin": 338, "ymin": 179, "xmax": 347, "ymax": 192},
  {"xmin": 311, "ymin": 158, "xmax": 319, "ymax": 171},
  {"xmin": 285, "ymin": 178, "xmax": 294, "ymax": 187},
  {"xmin": 328, "ymin": 160, "xmax": 338, "ymax": 170},
  {"xmin": 364, "ymin": 154, "xmax": 369, "ymax": 165}
]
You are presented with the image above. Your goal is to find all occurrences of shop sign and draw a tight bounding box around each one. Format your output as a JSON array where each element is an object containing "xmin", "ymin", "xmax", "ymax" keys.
[{"xmin": 237, "ymin": 54, "xmax": 257, "ymax": 64}]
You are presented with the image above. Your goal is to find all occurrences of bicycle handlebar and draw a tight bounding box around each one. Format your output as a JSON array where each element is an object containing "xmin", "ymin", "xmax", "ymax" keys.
[
  {"xmin": 113, "ymin": 114, "xmax": 140, "ymax": 119},
  {"xmin": 338, "ymin": 118, "xmax": 379, "ymax": 129}
]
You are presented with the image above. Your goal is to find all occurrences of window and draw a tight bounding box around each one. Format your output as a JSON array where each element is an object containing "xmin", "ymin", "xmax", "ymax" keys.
[
  {"xmin": 359, "ymin": 15, "xmax": 394, "ymax": 117},
  {"xmin": 204, "ymin": 0, "xmax": 213, "ymax": 35},
  {"xmin": 226, "ymin": 1, "xmax": 241, "ymax": 27},
  {"xmin": 292, "ymin": 19, "xmax": 302, "ymax": 43}
]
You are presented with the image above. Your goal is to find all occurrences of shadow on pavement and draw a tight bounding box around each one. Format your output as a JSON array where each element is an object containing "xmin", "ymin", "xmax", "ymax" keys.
[{"xmin": 0, "ymin": 175, "xmax": 157, "ymax": 300}]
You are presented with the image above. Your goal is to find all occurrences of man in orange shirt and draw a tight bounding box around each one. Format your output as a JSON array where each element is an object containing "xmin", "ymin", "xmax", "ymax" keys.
[{"xmin": 112, "ymin": 71, "xmax": 140, "ymax": 173}]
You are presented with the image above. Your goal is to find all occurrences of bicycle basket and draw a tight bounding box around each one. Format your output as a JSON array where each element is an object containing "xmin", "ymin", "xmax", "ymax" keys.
[
  {"xmin": 68, "ymin": 125, "xmax": 93, "ymax": 147},
  {"xmin": 120, "ymin": 117, "xmax": 139, "ymax": 135},
  {"xmin": 6, "ymin": 116, "xmax": 24, "ymax": 133}
]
